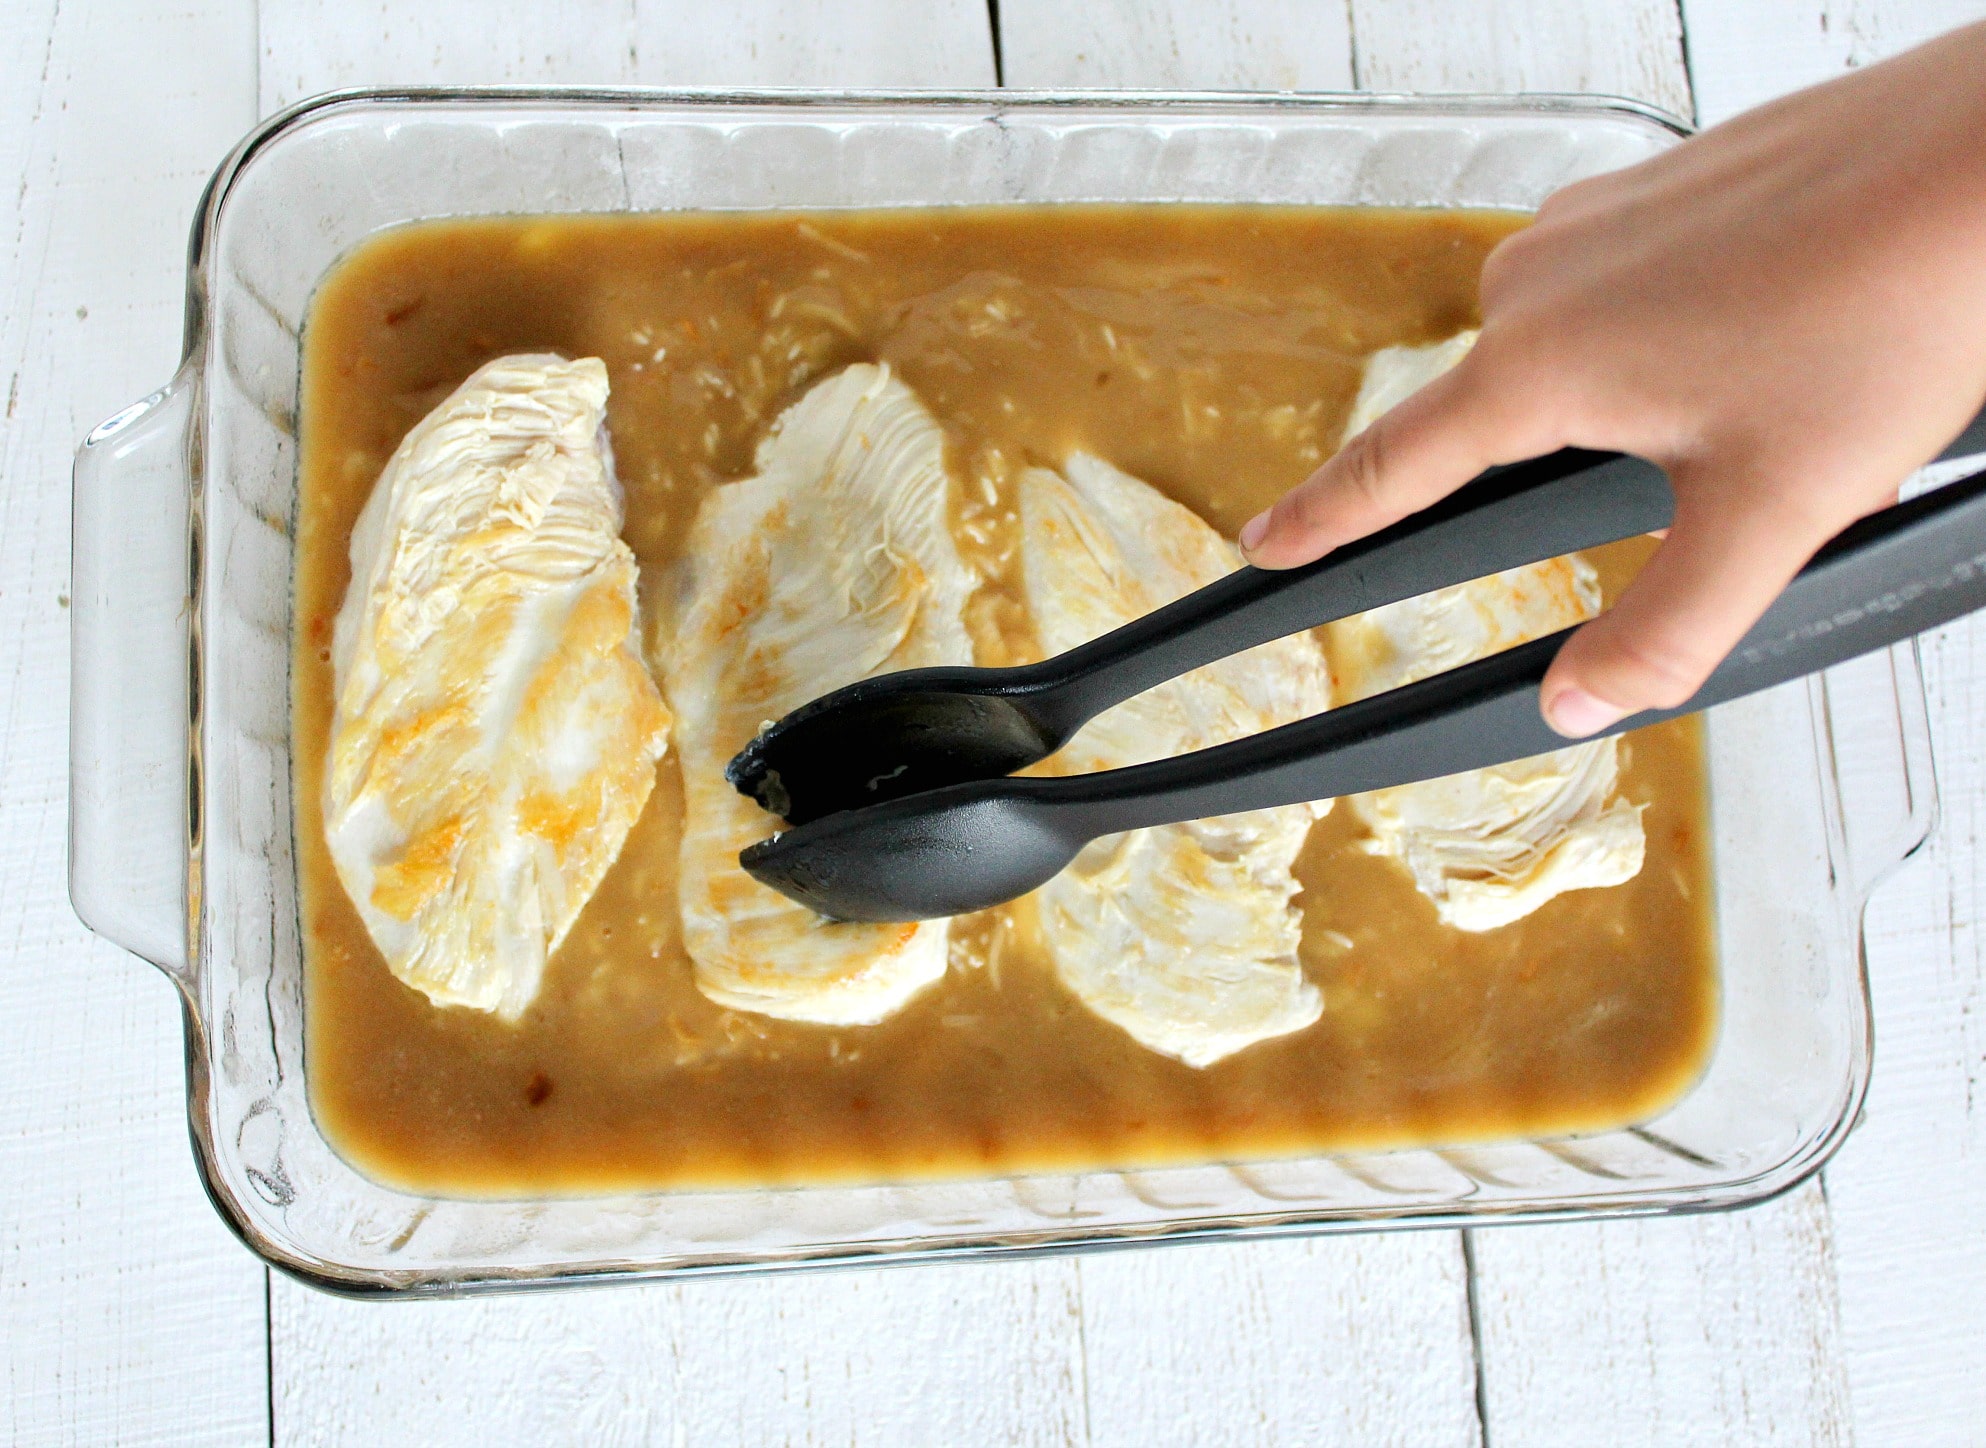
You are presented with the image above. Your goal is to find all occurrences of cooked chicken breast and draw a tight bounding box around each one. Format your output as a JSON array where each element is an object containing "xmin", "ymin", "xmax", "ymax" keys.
[
  {"xmin": 1019, "ymin": 454, "xmax": 1332, "ymax": 1067},
  {"xmin": 662, "ymin": 364, "xmax": 976, "ymax": 1025},
  {"xmin": 1327, "ymin": 334, "xmax": 1645, "ymax": 931},
  {"xmin": 324, "ymin": 354, "xmax": 671, "ymax": 1020},
  {"xmin": 1340, "ymin": 330, "xmax": 1479, "ymax": 440}
]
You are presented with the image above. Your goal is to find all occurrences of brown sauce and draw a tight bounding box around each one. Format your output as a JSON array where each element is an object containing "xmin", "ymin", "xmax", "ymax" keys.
[{"xmin": 292, "ymin": 206, "xmax": 1717, "ymax": 1196}]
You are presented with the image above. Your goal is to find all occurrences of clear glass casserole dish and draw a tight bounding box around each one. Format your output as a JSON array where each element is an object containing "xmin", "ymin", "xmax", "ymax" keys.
[{"xmin": 68, "ymin": 88, "xmax": 1936, "ymax": 1297}]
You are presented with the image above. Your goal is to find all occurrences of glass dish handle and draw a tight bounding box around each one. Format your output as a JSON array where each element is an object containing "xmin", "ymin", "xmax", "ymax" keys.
[
  {"xmin": 70, "ymin": 368, "xmax": 194, "ymax": 979},
  {"xmin": 1819, "ymin": 639, "xmax": 1939, "ymax": 905}
]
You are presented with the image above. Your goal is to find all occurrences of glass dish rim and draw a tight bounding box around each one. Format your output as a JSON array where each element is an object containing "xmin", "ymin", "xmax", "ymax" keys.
[{"xmin": 177, "ymin": 83, "xmax": 1696, "ymax": 365}]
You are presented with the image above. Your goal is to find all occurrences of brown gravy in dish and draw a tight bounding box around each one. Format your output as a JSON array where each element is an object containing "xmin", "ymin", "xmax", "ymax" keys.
[{"xmin": 293, "ymin": 206, "xmax": 1717, "ymax": 1195}]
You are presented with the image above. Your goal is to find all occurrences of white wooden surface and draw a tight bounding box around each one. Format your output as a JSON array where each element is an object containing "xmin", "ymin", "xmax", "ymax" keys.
[
  {"xmin": 1676, "ymin": 11, "xmax": 1986, "ymax": 1444},
  {"xmin": 0, "ymin": 3, "xmax": 267, "ymax": 1444},
  {"xmin": 5, "ymin": 1, "xmax": 1985, "ymax": 1443},
  {"xmin": 998, "ymin": 0, "xmax": 1354, "ymax": 89}
]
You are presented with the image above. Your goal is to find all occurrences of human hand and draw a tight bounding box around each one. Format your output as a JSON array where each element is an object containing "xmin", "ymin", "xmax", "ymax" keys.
[{"xmin": 1239, "ymin": 20, "xmax": 1986, "ymax": 737}]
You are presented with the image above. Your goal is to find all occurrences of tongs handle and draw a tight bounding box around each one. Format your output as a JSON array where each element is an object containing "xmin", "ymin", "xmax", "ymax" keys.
[
  {"xmin": 728, "ymin": 446, "xmax": 1676, "ymax": 825},
  {"xmin": 1033, "ymin": 404, "xmax": 1986, "ymax": 737},
  {"xmin": 733, "ymin": 405, "xmax": 1986, "ymax": 829},
  {"xmin": 740, "ymin": 414, "xmax": 1986, "ymax": 922},
  {"xmin": 1033, "ymin": 405, "xmax": 1986, "ymax": 735},
  {"xmin": 1022, "ymin": 448, "xmax": 1674, "ymax": 737},
  {"xmin": 1055, "ymin": 459, "xmax": 1986, "ymax": 837}
]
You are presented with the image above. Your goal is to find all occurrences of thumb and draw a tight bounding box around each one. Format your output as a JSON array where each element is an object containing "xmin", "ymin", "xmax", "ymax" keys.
[
  {"xmin": 1539, "ymin": 489, "xmax": 1825, "ymax": 738},
  {"xmin": 1240, "ymin": 353, "xmax": 1554, "ymax": 569}
]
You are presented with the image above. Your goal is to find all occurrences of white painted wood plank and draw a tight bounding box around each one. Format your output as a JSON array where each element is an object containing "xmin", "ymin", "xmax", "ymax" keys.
[
  {"xmin": 1681, "ymin": 0, "xmax": 1986, "ymax": 126},
  {"xmin": 999, "ymin": 0, "xmax": 1353, "ymax": 90},
  {"xmin": 1840, "ymin": 626, "xmax": 1986, "ymax": 1445},
  {"xmin": 264, "ymin": 6, "xmax": 1083, "ymax": 1445},
  {"xmin": 634, "ymin": 0, "xmax": 996, "ymax": 87},
  {"xmin": 1470, "ymin": 1187, "xmax": 1852, "ymax": 1446},
  {"xmin": 277, "ymin": 1264, "xmax": 1086, "ymax": 1445},
  {"xmin": 260, "ymin": 0, "xmax": 995, "ymax": 111},
  {"xmin": 1077, "ymin": 1237, "xmax": 1479, "ymax": 1448},
  {"xmin": 0, "ymin": 1, "xmax": 269, "ymax": 1444},
  {"xmin": 278, "ymin": 1261, "xmax": 1092, "ymax": 1446},
  {"xmin": 1350, "ymin": 0, "xmax": 1694, "ymax": 120},
  {"xmin": 280, "ymin": 1239, "xmax": 1480, "ymax": 1446},
  {"xmin": 1682, "ymin": 10, "xmax": 1986, "ymax": 1443},
  {"xmin": 1344, "ymin": 7, "xmax": 1866, "ymax": 1445},
  {"xmin": 258, "ymin": 0, "xmax": 641, "ymax": 112}
]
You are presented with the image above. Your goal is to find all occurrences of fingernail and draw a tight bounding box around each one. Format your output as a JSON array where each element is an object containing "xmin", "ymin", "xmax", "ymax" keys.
[
  {"xmin": 1544, "ymin": 686, "xmax": 1628, "ymax": 739},
  {"xmin": 1239, "ymin": 510, "xmax": 1271, "ymax": 552}
]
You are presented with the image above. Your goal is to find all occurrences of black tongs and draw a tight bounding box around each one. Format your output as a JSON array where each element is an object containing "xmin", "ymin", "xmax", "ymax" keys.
[{"xmin": 730, "ymin": 406, "xmax": 1986, "ymax": 922}]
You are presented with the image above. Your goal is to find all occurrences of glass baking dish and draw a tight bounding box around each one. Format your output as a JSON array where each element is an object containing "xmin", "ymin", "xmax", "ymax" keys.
[{"xmin": 69, "ymin": 88, "xmax": 1937, "ymax": 1297}]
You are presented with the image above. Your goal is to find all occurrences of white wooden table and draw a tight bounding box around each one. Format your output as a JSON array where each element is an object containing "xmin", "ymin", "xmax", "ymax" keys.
[{"xmin": 5, "ymin": 2, "xmax": 1985, "ymax": 1442}]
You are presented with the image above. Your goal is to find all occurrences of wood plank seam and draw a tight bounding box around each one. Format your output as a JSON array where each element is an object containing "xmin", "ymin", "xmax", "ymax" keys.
[
  {"xmin": 1461, "ymin": 1230, "xmax": 1492, "ymax": 1448},
  {"xmin": 1669, "ymin": 0, "xmax": 1701, "ymax": 125}
]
